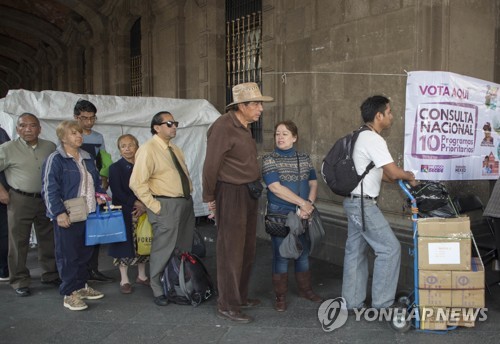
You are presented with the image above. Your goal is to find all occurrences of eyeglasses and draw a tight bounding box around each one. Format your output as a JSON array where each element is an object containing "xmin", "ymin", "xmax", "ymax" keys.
[
  {"xmin": 159, "ymin": 121, "xmax": 179, "ymax": 128},
  {"xmin": 78, "ymin": 116, "xmax": 97, "ymax": 122}
]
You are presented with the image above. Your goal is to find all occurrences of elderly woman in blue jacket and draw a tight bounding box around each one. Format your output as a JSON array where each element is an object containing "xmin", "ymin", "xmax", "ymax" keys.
[{"xmin": 42, "ymin": 120, "xmax": 106, "ymax": 311}]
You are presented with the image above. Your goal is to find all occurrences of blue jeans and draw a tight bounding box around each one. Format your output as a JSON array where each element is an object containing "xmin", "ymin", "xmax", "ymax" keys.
[
  {"xmin": 268, "ymin": 203, "xmax": 310, "ymax": 274},
  {"xmin": 271, "ymin": 234, "xmax": 310, "ymax": 274},
  {"xmin": 341, "ymin": 197, "xmax": 401, "ymax": 309}
]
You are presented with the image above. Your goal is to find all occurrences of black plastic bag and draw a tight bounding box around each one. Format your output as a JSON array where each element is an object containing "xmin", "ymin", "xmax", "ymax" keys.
[
  {"xmin": 410, "ymin": 181, "xmax": 450, "ymax": 212},
  {"xmin": 191, "ymin": 228, "xmax": 206, "ymax": 258},
  {"xmin": 409, "ymin": 181, "xmax": 458, "ymax": 217}
]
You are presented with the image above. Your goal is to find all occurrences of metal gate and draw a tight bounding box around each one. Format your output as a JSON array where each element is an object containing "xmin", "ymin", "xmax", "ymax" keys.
[{"xmin": 226, "ymin": 0, "xmax": 263, "ymax": 142}]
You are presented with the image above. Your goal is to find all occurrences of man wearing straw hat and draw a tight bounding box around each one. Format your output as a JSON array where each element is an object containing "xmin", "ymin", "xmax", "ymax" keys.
[{"xmin": 203, "ymin": 82, "xmax": 273, "ymax": 323}]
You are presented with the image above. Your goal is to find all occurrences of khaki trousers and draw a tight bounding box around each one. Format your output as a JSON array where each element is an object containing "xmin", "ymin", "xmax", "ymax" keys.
[
  {"xmin": 147, "ymin": 196, "xmax": 195, "ymax": 297},
  {"xmin": 7, "ymin": 190, "xmax": 58, "ymax": 289}
]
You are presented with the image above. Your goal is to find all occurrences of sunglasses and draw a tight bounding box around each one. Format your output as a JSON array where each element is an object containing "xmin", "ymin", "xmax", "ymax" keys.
[{"xmin": 159, "ymin": 121, "xmax": 179, "ymax": 128}]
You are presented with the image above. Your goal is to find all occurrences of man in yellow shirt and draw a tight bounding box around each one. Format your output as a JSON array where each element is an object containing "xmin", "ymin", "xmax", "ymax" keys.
[{"xmin": 130, "ymin": 111, "xmax": 195, "ymax": 306}]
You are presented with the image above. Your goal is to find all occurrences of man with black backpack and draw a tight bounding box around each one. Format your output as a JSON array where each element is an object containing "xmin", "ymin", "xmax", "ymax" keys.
[{"xmin": 341, "ymin": 95, "xmax": 417, "ymax": 313}]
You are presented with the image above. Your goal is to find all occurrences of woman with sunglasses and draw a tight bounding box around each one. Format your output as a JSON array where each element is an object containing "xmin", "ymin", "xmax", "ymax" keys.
[{"xmin": 262, "ymin": 120, "xmax": 323, "ymax": 312}]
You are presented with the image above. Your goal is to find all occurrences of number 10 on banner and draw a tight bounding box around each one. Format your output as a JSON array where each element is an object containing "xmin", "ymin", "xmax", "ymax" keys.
[{"xmin": 418, "ymin": 134, "xmax": 440, "ymax": 152}]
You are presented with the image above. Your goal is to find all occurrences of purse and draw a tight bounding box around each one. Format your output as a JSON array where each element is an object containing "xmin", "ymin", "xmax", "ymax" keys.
[
  {"xmin": 63, "ymin": 197, "xmax": 88, "ymax": 222},
  {"xmin": 247, "ymin": 180, "xmax": 264, "ymax": 199},
  {"xmin": 264, "ymin": 213, "xmax": 290, "ymax": 237},
  {"xmin": 136, "ymin": 213, "xmax": 153, "ymax": 255},
  {"xmin": 63, "ymin": 162, "xmax": 90, "ymax": 223},
  {"xmin": 85, "ymin": 202, "xmax": 127, "ymax": 246}
]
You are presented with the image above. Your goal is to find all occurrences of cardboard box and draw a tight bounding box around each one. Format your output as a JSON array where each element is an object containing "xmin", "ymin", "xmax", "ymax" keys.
[
  {"xmin": 447, "ymin": 319, "xmax": 475, "ymax": 328},
  {"xmin": 419, "ymin": 288, "xmax": 484, "ymax": 308},
  {"xmin": 451, "ymin": 289, "xmax": 485, "ymax": 308},
  {"xmin": 419, "ymin": 307, "xmax": 448, "ymax": 330},
  {"xmin": 420, "ymin": 307, "xmax": 478, "ymax": 328},
  {"xmin": 451, "ymin": 258, "xmax": 484, "ymax": 289},
  {"xmin": 446, "ymin": 308, "xmax": 477, "ymax": 327},
  {"xmin": 419, "ymin": 258, "xmax": 484, "ymax": 290},
  {"xmin": 419, "ymin": 270, "xmax": 452, "ymax": 289},
  {"xmin": 418, "ymin": 289, "xmax": 452, "ymax": 307},
  {"xmin": 417, "ymin": 217, "xmax": 471, "ymax": 238},
  {"xmin": 418, "ymin": 237, "xmax": 471, "ymax": 270},
  {"xmin": 420, "ymin": 321, "xmax": 448, "ymax": 330}
]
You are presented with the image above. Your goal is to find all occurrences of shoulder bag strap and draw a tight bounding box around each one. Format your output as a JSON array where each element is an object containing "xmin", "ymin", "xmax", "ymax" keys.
[
  {"xmin": 178, "ymin": 255, "xmax": 192, "ymax": 303},
  {"xmin": 296, "ymin": 152, "xmax": 302, "ymax": 205}
]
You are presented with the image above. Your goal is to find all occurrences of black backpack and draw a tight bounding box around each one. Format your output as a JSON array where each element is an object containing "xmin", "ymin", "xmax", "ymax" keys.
[
  {"xmin": 321, "ymin": 125, "xmax": 375, "ymax": 196},
  {"xmin": 161, "ymin": 249, "xmax": 216, "ymax": 306}
]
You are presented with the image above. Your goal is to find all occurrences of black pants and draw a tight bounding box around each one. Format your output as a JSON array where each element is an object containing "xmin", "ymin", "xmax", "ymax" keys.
[
  {"xmin": 0, "ymin": 202, "xmax": 8, "ymax": 278},
  {"xmin": 88, "ymin": 245, "xmax": 100, "ymax": 271}
]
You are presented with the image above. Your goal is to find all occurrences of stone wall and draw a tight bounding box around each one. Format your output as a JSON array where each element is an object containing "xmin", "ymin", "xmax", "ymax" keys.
[
  {"xmin": 6, "ymin": 0, "xmax": 498, "ymax": 288},
  {"xmin": 253, "ymin": 0, "xmax": 499, "ymax": 288},
  {"xmin": 84, "ymin": 0, "xmax": 498, "ymax": 288}
]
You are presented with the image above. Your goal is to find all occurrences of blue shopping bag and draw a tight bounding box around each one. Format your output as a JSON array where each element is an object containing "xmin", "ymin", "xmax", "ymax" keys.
[{"xmin": 85, "ymin": 203, "xmax": 127, "ymax": 246}]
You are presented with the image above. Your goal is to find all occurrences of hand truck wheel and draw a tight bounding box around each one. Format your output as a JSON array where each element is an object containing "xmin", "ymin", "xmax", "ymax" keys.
[
  {"xmin": 388, "ymin": 302, "xmax": 411, "ymax": 333},
  {"xmin": 395, "ymin": 291, "xmax": 412, "ymax": 306}
]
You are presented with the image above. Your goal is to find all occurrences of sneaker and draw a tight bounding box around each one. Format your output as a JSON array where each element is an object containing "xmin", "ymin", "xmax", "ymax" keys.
[
  {"xmin": 76, "ymin": 284, "xmax": 104, "ymax": 300},
  {"xmin": 0, "ymin": 276, "xmax": 9, "ymax": 282},
  {"xmin": 64, "ymin": 292, "xmax": 88, "ymax": 311}
]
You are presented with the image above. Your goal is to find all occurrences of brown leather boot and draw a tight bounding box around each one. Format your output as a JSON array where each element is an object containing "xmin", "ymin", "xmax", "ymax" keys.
[
  {"xmin": 295, "ymin": 271, "xmax": 323, "ymax": 303},
  {"xmin": 272, "ymin": 273, "xmax": 288, "ymax": 312}
]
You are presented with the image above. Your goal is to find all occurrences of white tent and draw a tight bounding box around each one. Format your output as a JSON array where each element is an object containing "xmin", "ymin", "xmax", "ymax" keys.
[{"xmin": 1, "ymin": 89, "xmax": 221, "ymax": 216}]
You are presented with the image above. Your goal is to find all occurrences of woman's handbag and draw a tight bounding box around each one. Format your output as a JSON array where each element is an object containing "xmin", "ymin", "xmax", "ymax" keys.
[
  {"xmin": 85, "ymin": 202, "xmax": 127, "ymax": 246},
  {"xmin": 63, "ymin": 197, "xmax": 88, "ymax": 223},
  {"xmin": 264, "ymin": 213, "xmax": 290, "ymax": 237},
  {"xmin": 63, "ymin": 163, "xmax": 90, "ymax": 223},
  {"xmin": 136, "ymin": 213, "xmax": 153, "ymax": 255}
]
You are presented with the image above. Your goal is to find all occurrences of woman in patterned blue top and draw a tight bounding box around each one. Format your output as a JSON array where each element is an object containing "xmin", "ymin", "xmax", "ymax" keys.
[{"xmin": 262, "ymin": 120, "xmax": 323, "ymax": 312}]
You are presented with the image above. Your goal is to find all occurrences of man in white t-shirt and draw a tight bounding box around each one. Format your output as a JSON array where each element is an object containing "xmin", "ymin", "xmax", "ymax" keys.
[{"xmin": 341, "ymin": 95, "xmax": 417, "ymax": 311}]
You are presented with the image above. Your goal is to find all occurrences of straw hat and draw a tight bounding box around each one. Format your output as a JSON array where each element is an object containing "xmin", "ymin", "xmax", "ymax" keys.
[{"xmin": 226, "ymin": 82, "xmax": 273, "ymax": 108}]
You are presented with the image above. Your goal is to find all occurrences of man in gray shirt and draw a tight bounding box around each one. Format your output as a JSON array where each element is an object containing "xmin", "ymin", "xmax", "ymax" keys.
[
  {"xmin": 0, "ymin": 126, "xmax": 10, "ymax": 282},
  {"xmin": 0, "ymin": 113, "xmax": 60, "ymax": 297}
]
